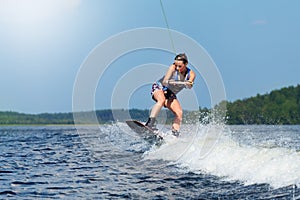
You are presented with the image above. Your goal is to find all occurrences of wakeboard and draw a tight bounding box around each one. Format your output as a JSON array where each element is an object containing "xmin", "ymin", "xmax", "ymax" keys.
[{"xmin": 125, "ymin": 120, "xmax": 163, "ymax": 144}]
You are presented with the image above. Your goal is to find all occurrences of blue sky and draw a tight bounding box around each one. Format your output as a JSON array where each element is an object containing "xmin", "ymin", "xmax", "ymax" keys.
[{"xmin": 1, "ymin": 0, "xmax": 300, "ymax": 113}]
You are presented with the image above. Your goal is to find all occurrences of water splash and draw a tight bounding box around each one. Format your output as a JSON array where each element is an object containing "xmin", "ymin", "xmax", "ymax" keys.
[{"xmin": 144, "ymin": 124, "xmax": 300, "ymax": 189}]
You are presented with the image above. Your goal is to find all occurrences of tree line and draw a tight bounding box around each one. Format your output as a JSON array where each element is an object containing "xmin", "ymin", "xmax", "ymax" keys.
[
  {"xmin": 225, "ymin": 85, "xmax": 300, "ymax": 124},
  {"xmin": 0, "ymin": 84, "xmax": 299, "ymax": 125}
]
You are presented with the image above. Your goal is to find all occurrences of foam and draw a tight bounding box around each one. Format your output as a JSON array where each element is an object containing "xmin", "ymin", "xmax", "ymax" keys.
[{"xmin": 144, "ymin": 124, "xmax": 300, "ymax": 188}]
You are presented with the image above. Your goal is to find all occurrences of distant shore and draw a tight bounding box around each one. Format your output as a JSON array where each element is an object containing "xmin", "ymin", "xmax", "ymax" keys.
[{"xmin": 1, "ymin": 84, "xmax": 299, "ymax": 125}]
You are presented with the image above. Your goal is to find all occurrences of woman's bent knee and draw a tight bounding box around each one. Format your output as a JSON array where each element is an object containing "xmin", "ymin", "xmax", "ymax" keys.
[{"xmin": 175, "ymin": 110, "xmax": 183, "ymax": 119}]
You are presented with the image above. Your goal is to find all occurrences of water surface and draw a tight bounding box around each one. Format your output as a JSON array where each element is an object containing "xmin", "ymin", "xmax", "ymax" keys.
[{"xmin": 0, "ymin": 125, "xmax": 299, "ymax": 199}]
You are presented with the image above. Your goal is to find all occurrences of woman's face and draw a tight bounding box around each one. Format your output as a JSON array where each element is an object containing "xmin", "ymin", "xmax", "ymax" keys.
[{"xmin": 174, "ymin": 60, "xmax": 186, "ymax": 73}]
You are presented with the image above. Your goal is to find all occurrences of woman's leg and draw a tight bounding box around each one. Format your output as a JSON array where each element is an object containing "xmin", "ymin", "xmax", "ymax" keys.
[
  {"xmin": 146, "ymin": 90, "xmax": 166, "ymax": 129},
  {"xmin": 166, "ymin": 99, "xmax": 183, "ymax": 132},
  {"xmin": 149, "ymin": 90, "xmax": 166, "ymax": 118}
]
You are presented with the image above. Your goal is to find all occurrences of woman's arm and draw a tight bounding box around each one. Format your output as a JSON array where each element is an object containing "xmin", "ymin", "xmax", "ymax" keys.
[
  {"xmin": 162, "ymin": 64, "xmax": 176, "ymax": 86},
  {"xmin": 186, "ymin": 70, "xmax": 196, "ymax": 89}
]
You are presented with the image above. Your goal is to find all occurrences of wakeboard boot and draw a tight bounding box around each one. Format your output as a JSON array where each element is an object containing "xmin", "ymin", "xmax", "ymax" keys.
[
  {"xmin": 172, "ymin": 128, "xmax": 180, "ymax": 137},
  {"xmin": 145, "ymin": 117, "xmax": 158, "ymax": 132}
]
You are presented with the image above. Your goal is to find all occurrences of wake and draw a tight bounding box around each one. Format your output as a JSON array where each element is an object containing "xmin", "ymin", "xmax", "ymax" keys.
[{"xmin": 144, "ymin": 124, "xmax": 300, "ymax": 189}]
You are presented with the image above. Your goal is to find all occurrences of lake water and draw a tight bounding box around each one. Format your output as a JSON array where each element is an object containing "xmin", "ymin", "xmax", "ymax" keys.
[{"xmin": 0, "ymin": 124, "xmax": 300, "ymax": 199}]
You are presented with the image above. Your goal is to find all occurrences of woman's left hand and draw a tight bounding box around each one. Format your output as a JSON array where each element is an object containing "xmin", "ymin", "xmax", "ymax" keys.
[{"xmin": 185, "ymin": 80, "xmax": 194, "ymax": 89}]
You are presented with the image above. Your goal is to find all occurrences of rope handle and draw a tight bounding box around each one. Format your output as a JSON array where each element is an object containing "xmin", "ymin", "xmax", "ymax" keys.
[{"xmin": 167, "ymin": 80, "xmax": 194, "ymax": 86}]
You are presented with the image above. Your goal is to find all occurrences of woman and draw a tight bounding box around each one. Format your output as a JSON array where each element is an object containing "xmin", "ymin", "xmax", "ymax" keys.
[{"xmin": 145, "ymin": 53, "xmax": 196, "ymax": 136}]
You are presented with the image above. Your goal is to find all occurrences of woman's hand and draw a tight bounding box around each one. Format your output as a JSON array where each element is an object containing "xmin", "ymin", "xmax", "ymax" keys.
[{"xmin": 185, "ymin": 80, "xmax": 194, "ymax": 89}]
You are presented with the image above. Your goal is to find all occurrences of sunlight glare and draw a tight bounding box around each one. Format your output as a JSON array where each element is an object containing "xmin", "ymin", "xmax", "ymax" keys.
[{"xmin": 0, "ymin": 0, "xmax": 81, "ymax": 25}]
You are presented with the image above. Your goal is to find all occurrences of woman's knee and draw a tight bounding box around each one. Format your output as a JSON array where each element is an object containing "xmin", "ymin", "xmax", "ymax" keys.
[
  {"xmin": 156, "ymin": 99, "xmax": 165, "ymax": 107},
  {"xmin": 153, "ymin": 91, "xmax": 166, "ymax": 106},
  {"xmin": 175, "ymin": 109, "xmax": 183, "ymax": 121}
]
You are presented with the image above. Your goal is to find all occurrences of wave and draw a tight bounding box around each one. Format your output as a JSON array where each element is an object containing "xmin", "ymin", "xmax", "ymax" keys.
[{"xmin": 144, "ymin": 124, "xmax": 300, "ymax": 189}]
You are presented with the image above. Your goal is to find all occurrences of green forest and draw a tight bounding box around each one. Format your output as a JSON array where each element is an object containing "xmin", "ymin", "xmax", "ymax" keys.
[
  {"xmin": 226, "ymin": 85, "xmax": 300, "ymax": 124},
  {"xmin": 0, "ymin": 85, "xmax": 299, "ymax": 125}
]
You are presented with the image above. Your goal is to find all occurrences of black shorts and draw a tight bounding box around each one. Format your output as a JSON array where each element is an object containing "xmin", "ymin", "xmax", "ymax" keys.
[{"xmin": 151, "ymin": 82, "xmax": 177, "ymax": 101}]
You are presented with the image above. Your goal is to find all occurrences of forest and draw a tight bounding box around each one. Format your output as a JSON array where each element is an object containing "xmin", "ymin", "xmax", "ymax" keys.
[
  {"xmin": 0, "ymin": 85, "xmax": 299, "ymax": 125},
  {"xmin": 226, "ymin": 84, "xmax": 300, "ymax": 124}
]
